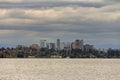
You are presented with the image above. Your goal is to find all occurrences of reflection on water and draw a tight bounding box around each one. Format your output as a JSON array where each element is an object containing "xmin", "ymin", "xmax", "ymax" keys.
[{"xmin": 0, "ymin": 59, "xmax": 120, "ymax": 80}]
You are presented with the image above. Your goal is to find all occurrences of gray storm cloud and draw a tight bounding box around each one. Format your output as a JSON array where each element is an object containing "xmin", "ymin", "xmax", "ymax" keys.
[{"xmin": 0, "ymin": 0, "xmax": 120, "ymax": 48}]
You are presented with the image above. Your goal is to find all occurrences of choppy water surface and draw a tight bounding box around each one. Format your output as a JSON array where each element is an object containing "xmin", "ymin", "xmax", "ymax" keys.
[{"xmin": 0, "ymin": 59, "xmax": 120, "ymax": 80}]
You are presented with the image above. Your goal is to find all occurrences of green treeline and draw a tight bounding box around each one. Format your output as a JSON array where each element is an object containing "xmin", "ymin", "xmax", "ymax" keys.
[{"xmin": 0, "ymin": 47, "xmax": 120, "ymax": 58}]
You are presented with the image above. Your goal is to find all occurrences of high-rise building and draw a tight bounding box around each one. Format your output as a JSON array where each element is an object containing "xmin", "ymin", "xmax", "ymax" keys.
[
  {"xmin": 56, "ymin": 39, "xmax": 60, "ymax": 50},
  {"xmin": 65, "ymin": 42, "xmax": 71, "ymax": 50},
  {"xmin": 40, "ymin": 40, "xmax": 47, "ymax": 48},
  {"xmin": 72, "ymin": 39, "xmax": 84, "ymax": 50},
  {"xmin": 60, "ymin": 42, "xmax": 66, "ymax": 50},
  {"xmin": 84, "ymin": 44, "xmax": 93, "ymax": 52},
  {"xmin": 72, "ymin": 42, "xmax": 77, "ymax": 49},
  {"xmin": 48, "ymin": 43, "xmax": 55, "ymax": 50},
  {"xmin": 80, "ymin": 40, "xmax": 84, "ymax": 50},
  {"xmin": 31, "ymin": 44, "xmax": 39, "ymax": 49}
]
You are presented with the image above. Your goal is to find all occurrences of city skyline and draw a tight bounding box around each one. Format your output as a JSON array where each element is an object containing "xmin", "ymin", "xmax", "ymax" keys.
[
  {"xmin": 0, "ymin": 38, "xmax": 118, "ymax": 50},
  {"xmin": 0, "ymin": 0, "xmax": 120, "ymax": 49}
]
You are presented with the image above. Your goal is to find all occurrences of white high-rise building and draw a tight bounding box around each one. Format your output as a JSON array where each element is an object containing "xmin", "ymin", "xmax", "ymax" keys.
[
  {"xmin": 48, "ymin": 43, "xmax": 55, "ymax": 49},
  {"xmin": 40, "ymin": 40, "xmax": 47, "ymax": 48},
  {"xmin": 60, "ymin": 42, "xmax": 66, "ymax": 50}
]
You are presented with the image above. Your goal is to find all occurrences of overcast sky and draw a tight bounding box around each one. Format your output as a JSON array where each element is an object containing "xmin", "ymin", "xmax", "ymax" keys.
[{"xmin": 0, "ymin": 0, "xmax": 120, "ymax": 48}]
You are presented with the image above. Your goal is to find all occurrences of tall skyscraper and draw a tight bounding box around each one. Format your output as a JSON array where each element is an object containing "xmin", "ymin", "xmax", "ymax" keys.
[
  {"xmin": 60, "ymin": 42, "xmax": 66, "ymax": 50},
  {"xmin": 80, "ymin": 40, "xmax": 84, "ymax": 51},
  {"xmin": 56, "ymin": 39, "xmax": 60, "ymax": 50},
  {"xmin": 48, "ymin": 43, "xmax": 55, "ymax": 50},
  {"xmin": 65, "ymin": 42, "xmax": 71, "ymax": 50},
  {"xmin": 40, "ymin": 40, "xmax": 47, "ymax": 48},
  {"xmin": 72, "ymin": 42, "xmax": 77, "ymax": 49},
  {"xmin": 72, "ymin": 39, "xmax": 84, "ymax": 50}
]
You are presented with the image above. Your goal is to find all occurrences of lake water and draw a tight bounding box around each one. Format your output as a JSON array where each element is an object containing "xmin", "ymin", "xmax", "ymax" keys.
[{"xmin": 0, "ymin": 59, "xmax": 120, "ymax": 80}]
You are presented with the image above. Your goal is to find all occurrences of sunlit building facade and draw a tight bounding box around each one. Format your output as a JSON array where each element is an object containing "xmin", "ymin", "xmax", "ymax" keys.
[{"xmin": 72, "ymin": 39, "xmax": 84, "ymax": 50}]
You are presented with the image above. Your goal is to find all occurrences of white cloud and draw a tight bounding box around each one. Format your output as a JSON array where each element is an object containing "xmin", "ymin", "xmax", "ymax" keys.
[{"xmin": 0, "ymin": 5, "xmax": 120, "ymax": 26}]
